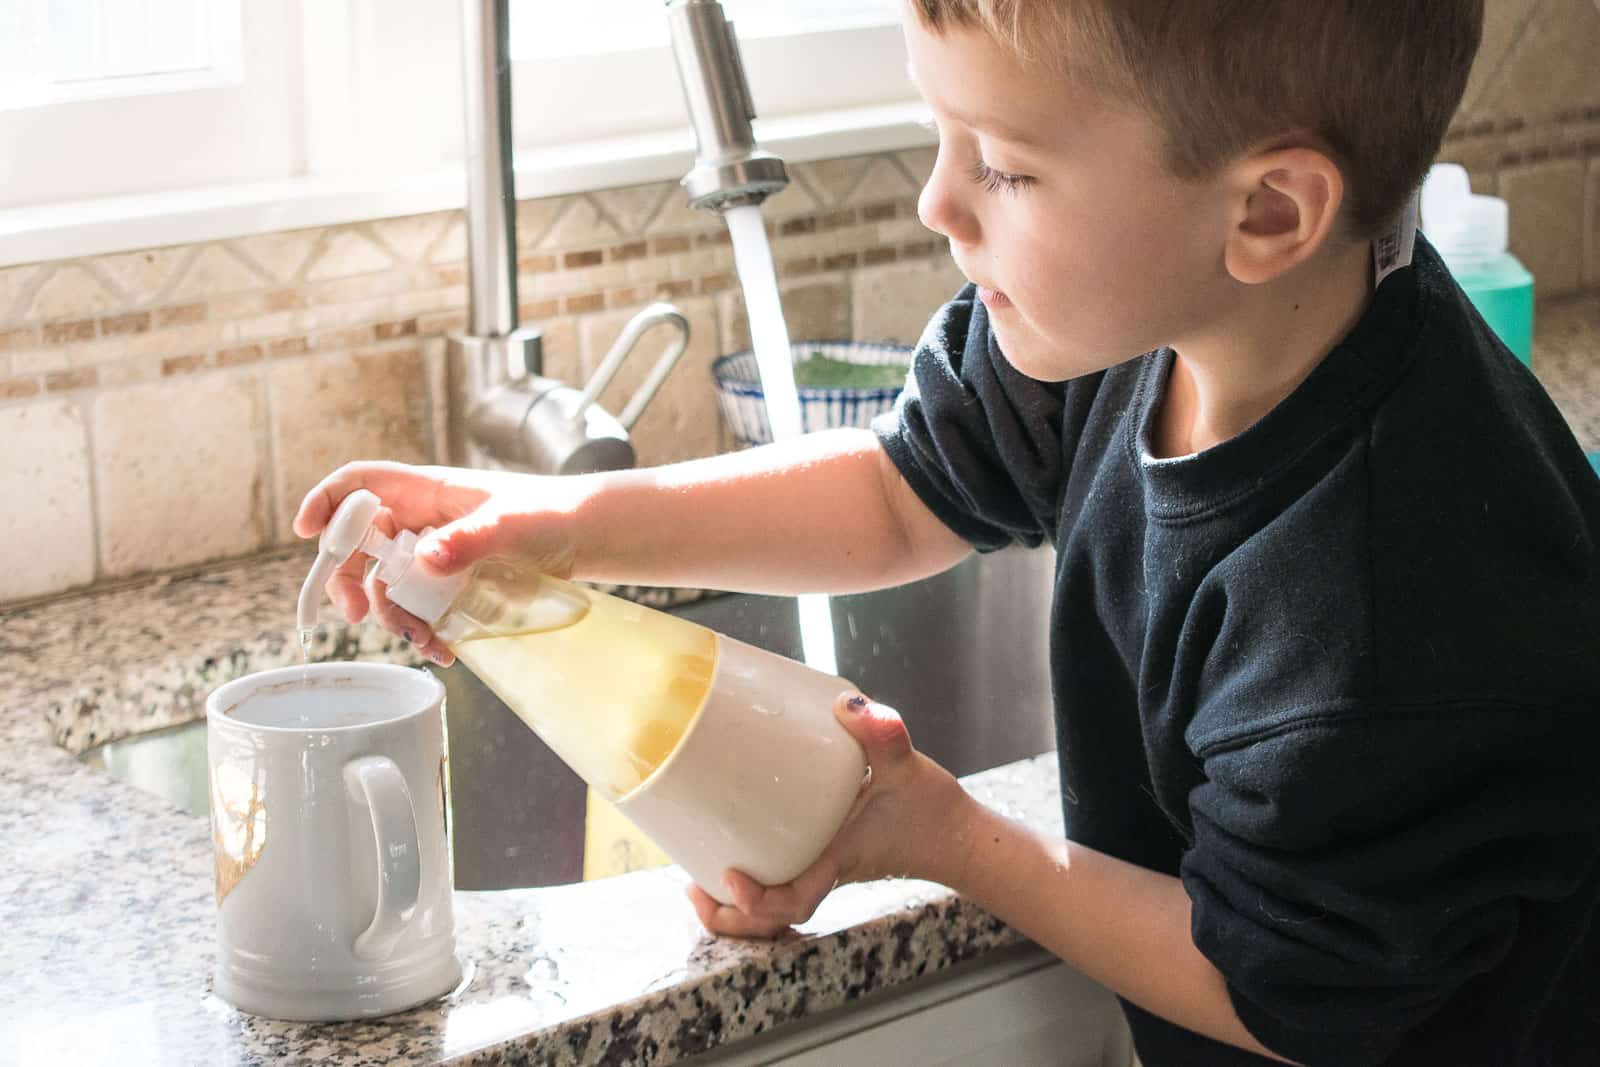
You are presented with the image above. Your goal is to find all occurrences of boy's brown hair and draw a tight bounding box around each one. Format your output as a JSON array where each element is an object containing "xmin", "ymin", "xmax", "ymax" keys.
[{"xmin": 910, "ymin": 1, "xmax": 1483, "ymax": 237}]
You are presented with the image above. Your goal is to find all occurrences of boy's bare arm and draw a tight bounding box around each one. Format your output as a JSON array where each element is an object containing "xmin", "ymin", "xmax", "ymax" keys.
[
  {"xmin": 572, "ymin": 427, "xmax": 972, "ymax": 595},
  {"xmin": 944, "ymin": 804, "xmax": 1300, "ymax": 1065}
]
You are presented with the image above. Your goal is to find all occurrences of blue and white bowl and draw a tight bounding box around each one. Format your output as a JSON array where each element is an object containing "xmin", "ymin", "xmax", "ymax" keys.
[{"xmin": 711, "ymin": 340, "xmax": 914, "ymax": 447}]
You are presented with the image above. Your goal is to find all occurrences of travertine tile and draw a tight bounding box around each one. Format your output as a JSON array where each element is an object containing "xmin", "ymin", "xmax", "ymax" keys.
[
  {"xmin": 536, "ymin": 316, "xmax": 583, "ymax": 389},
  {"xmin": 96, "ymin": 248, "xmax": 187, "ymax": 306},
  {"xmin": 1500, "ymin": 158, "xmax": 1587, "ymax": 298},
  {"xmin": 1474, "ymin": 0, "xmax": 1600, "ymax": 122},
  {"xmin": 791, "ymin": 157, "xmax": 871, "ymax": 207},
  {"xmin": 578, "ymin": 297, "xmax": 721, "ymax": 466},
  {"xmin": 718, "ymin": 277, "xmax": 853, "ymax": 355},
  {"xmin": 372, "ymin": 212, "xmax": 454, "ymax": 264},
  {"xmin": 126, "ymin": 322, "xmax": 224, "ymax": 360},
  {"xmin": 847, "ymin": 157, "xmax": 919, "ymax": 206},
  {"xmin": 1457, "ymin": 0, "xmax": 1542, "ymax": 117},
  {"xmin": 537, "ymin": 196, "xmax": 622, "ymax": 251},
  {"xmin": 167, "ymin": 245, "xmax": 268, "ymax": 302},
  {"xmin": 592, "ymin": 184, "xmax": 676, "ymax": 238},
  {"xmin": 394, "ymin": 285, "xmax": 468, "ymax": 319},
  {"xmin": 304, "ymin": 227, "xmax": 396, "ymax": 281},
  {"xmin": 759, "ymin": 177, "xmax": 824, "ymax": 217},
  {"xmin": 267, "ymin": 346, "xmax": 432, "ymax": 540},
  {"xmin": 93, "ymin": 373, "xmax": 269, "ymax": 577},
  {"xmin": 0, "ymin": 265, "xmax": 40, "ymax": 324},
  {"xmin": 231, "ymin": 230, "xmax": 320, "ymax": 283},
  {"xmin": 0, "ymin": 399, "xmax": 95, "ymax": 602},
  {"xmin": 64, "ymin": 335, "xmax": 129, "ymax": 368},
  {"xmin": 644, "ymin": 189, "xmax": 715, "ymax": 237},
  {"xmin": 11, "ymin": 343, "xmax": 69, "ymax": 375},
  {"xmin": 430, "ymin": 217, "xmax": 469, "ymax": 264},
  {"xmin": 24, "ymin": 264, "xmax": 125, "ymax": 322},
  {"xmin": 515, "ymin": 197, "xmax": 567, "ymax": 250},
  {"xmin": 894, "ymin": 147, "xmax": 937, "ymax": 187},
  {"xmin": 223, "ymin": 311, "xmax": 299, "ymax": 345},
  {"xmin": 852, "ymin": 257, "xmax": 967, "ymax": 345}
]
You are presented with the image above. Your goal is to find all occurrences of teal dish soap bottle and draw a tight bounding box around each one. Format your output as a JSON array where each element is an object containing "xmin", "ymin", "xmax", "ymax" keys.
[{"xmin": 1420, "ymin": 163, "xmax": 1535, "ymax": 365}]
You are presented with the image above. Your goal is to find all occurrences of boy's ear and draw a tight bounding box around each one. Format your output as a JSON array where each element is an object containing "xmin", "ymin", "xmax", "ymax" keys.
[{"xmin": 1222, "ymin": 147, "xmax": 1345, "ymax": 285}]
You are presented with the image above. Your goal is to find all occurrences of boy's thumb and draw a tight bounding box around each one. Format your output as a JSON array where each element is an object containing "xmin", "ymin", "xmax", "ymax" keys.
[
  {"xmin": 834, "ymin": 693, "xmax": 914, "ymax": 766},
  {"xmin": 416, "ymin": 514, "xmax": 503, "ymax": 575}
]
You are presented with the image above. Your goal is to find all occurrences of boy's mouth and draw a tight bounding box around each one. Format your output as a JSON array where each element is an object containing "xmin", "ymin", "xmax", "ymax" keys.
[{"xmin": 978, "ymin": 286, "xmax": 1012, "ymax": 310}]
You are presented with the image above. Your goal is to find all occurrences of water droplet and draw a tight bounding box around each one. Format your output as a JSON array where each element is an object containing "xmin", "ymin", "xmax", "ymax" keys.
[{"xmin": 751, "ymin": 704, "xmax": 781, "ymax": 718}]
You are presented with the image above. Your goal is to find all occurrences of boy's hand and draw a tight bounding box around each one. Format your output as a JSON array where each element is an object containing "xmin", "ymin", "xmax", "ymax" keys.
[
  {"xmin": 292, "ymin": 461, "xmax": 587, "ymax": 665},
  {"xmin": 688, "ymin": 693, "xmax": 972, "ymax": 939}
]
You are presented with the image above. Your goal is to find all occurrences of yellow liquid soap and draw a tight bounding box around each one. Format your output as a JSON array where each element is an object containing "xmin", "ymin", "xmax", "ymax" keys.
[{"xmin": 437, "ymin": 562, "xmax": 717, "ymax": 802}]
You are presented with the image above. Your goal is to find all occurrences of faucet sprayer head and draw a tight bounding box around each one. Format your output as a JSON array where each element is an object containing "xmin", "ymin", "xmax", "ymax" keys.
[{"xmin": 665, "ymin": 0, "xmax": 789, "ymax": 212}]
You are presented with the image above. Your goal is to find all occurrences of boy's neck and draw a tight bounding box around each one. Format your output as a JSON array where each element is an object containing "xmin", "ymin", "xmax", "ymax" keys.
[{"xmin": 1152, "ymin": 240, "xmax": 1375, "ymax": 460}]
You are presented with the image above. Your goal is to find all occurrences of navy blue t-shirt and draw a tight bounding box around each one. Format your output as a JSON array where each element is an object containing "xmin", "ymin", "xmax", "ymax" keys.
[{"xmin": 873, "ymin": 237, "xmax": 1600, "ymax": 1065}]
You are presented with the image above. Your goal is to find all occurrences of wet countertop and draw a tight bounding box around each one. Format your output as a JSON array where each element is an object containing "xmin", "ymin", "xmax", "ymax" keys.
[{"xmin": 1, "ymin": 293, "xmax": 1596, "ymax": 1065}]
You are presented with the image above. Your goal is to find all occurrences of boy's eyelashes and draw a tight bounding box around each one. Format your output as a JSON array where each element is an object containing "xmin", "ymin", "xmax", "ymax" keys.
[
  {"xmin": 969, "ymin": 160, "xmax": 1035, "ymax": 195},
  {"xmin": 916, "ymin": 115, "xmax": 1035, "ymax": 195}
]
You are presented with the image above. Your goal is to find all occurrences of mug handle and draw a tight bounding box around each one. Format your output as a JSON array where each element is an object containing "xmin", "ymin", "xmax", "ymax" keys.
[{"xmin": 343, "ymin": 756, "xmax": 422, "ymax": 961}]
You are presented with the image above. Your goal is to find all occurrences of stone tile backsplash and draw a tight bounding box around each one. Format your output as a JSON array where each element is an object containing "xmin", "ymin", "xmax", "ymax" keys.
[
  {"xmin": 0, "ymin": 150, "xmax": 963, "ymax": 604},
  {"xmin": 4, "ymin": 0, "xmax": 1600, "ymax": 606}
]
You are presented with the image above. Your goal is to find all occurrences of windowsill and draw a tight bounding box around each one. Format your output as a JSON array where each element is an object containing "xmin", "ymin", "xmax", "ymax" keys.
[{"xmin": 0, "ymin": 100, "xmax": 936, "ymax": 270}]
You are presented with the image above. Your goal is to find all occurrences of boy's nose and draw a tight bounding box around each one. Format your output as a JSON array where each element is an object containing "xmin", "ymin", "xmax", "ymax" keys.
[{"xmin": 917, "ymin": 154, "xmax": 980, "ymax": 246}]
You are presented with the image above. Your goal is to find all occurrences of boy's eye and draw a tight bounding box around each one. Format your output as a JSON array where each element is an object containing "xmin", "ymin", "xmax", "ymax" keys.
[{"xmin": 969, "ymin": 160, "xmax": 1034, "ymax": 196}]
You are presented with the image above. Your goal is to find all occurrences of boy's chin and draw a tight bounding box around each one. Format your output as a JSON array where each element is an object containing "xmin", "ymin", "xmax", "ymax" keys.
[{"xmin": 992, "ymin": 329, "xmax": 1100, "ymax": 383}]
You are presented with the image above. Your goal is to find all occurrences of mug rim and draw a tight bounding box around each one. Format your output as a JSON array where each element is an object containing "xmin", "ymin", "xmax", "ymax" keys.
[{"xmin": 206, "ymin": 661, "xmax": 446, "ymax": 734}]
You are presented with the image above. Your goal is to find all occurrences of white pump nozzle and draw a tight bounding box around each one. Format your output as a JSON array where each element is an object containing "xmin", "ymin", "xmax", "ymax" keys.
[
  {"xmin": 296, "ymin": 488, "xmax": 468, "ymax": 632},
  {"xmin": 1421, "ymin": 163, "xmax": 1508, "ymax": 263}
]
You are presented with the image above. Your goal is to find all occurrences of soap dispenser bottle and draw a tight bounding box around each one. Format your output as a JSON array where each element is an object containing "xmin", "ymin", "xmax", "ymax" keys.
[
  {"xmin": 1420, "ymin": 162, "xmax": 1536, "ymax": 365},
  {"xmin": 298, "ymin": 489, "xmax": 867, "ymax": 903}
]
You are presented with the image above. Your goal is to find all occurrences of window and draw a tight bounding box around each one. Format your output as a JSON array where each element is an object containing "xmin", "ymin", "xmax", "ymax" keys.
[
  {"xmin": 0, "ymin": 0, "xmax": 291, "ymax": 210},
  {"xmin": 506, "ymin": 0, "xmax": 911, "ymax": 152},
  {"xmin": 0, "ymin": 0, "xmax": 922, "ymax": 255},
  {"xmin": 0, "ymin": 0, "xmax": 242, "ymax": 109},
  {"xmin": 514, "ymin": 0, "xmax": 900, "ymax": 59}
]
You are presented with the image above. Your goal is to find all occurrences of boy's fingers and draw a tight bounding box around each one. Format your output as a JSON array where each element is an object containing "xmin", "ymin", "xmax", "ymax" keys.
[
  {"xmin": 721, "ymin": 865, "xmax": 835, "ymax": 931},
  {"xmin": 324, "ymin": 504, "xmax": 401, "ymax": 624},
  {"xmin": 293, "ymin": 460, "xmax": 456, "ymax": 539},
  {"xmin": 364, "ymin": 568, "xmax": 434, "ymax": 647},
  {"xmin": 327, "ymin": 564, "xmax": 369, "ymax": 624},
  {"xmin": 686, "ymin": 884, "xmax": 791, "ymax": 940},
  {"xmin": 416, "ymin": 510, "xmax": 517, "ymax": 575},
  {"xmin": 416, "ymin": 636, "xmax": 455, "ymax": 668},
  {"xmin": 295, "ymin": 461, "xmax": 402, "ymax": 538}
]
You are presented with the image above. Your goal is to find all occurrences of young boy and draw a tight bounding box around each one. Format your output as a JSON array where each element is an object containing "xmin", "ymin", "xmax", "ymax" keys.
[{"xmin": 296, "ymin": 1, "xmax": 1600, "ymax": 1062}]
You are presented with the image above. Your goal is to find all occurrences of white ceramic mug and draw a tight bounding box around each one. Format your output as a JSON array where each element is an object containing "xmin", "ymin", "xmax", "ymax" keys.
[{"xmin": 206, "ymin": 662, "xmax": 460, "ymax": 1021}]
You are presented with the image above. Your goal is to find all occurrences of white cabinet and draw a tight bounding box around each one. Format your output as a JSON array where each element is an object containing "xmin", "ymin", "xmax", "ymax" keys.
[{"xmin": 691, "ymin": 944, "xmax": 1136, "ymax": 1067}]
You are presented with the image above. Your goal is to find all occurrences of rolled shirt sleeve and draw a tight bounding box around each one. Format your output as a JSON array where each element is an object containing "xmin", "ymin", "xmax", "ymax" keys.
[
  {"xmin": 1181, "ymin": 702, "xmax": 1600, "ymax": 1065},
  {"xmin": 872, "ymin": 284, "xmax": 1071, "ymax": 553}
]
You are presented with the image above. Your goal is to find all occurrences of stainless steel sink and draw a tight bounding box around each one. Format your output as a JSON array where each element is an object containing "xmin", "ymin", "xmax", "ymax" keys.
[{"xmin": 82, "ymin": 547, "xmax": 1057, "ymax": 890}]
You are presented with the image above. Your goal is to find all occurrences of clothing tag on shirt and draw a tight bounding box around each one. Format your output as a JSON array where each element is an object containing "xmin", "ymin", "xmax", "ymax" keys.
[{"xmin": 1372, "ymin": 190, "xmax": 1420, "ymax": 290}]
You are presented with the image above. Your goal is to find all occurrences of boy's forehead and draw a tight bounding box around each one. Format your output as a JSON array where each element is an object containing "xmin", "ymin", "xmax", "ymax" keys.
[{"xmin": 903, "ymin": 32, "xmax": 1080, "ymax": 150}]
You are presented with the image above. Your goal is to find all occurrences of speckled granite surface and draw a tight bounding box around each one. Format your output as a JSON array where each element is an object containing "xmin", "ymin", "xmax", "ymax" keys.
[
  {"xmin": 0, "ymin": 548, "xmax": 1054, "ymax": 1067},
  {"xmin": 1, "ymin": 294, "xmax": 1595, "ymax": 1066}
]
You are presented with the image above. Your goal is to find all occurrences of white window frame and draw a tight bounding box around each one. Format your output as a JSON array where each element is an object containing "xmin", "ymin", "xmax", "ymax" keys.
[
  {"xmin": 0, "ymin": 0, "xmax": 296, "ymax": 210},
  {"xmin": 0, "ymin": 0, "xmax": 933, "ymax": 268}
]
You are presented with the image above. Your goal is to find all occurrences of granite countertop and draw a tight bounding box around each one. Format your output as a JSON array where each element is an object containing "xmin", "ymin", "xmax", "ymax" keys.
[{"xmin": 2, "ymin": 294, "xmax": 1596, "ymax": 1066}]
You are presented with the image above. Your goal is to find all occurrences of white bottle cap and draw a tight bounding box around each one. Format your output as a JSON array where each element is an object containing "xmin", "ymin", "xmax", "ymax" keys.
[
  {"xmin": 304, "ymin": 489, "xmax": 469, "ymax": 627},
  {"xmin": 1421, "ymin": 162, "xmax": 1509, "ymax": 262}
]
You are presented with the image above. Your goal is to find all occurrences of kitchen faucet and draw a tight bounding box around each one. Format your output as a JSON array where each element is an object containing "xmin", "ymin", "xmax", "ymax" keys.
[{"xmin": 450, "ymin": 0, "xmax": 787, "ymax": 476}]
